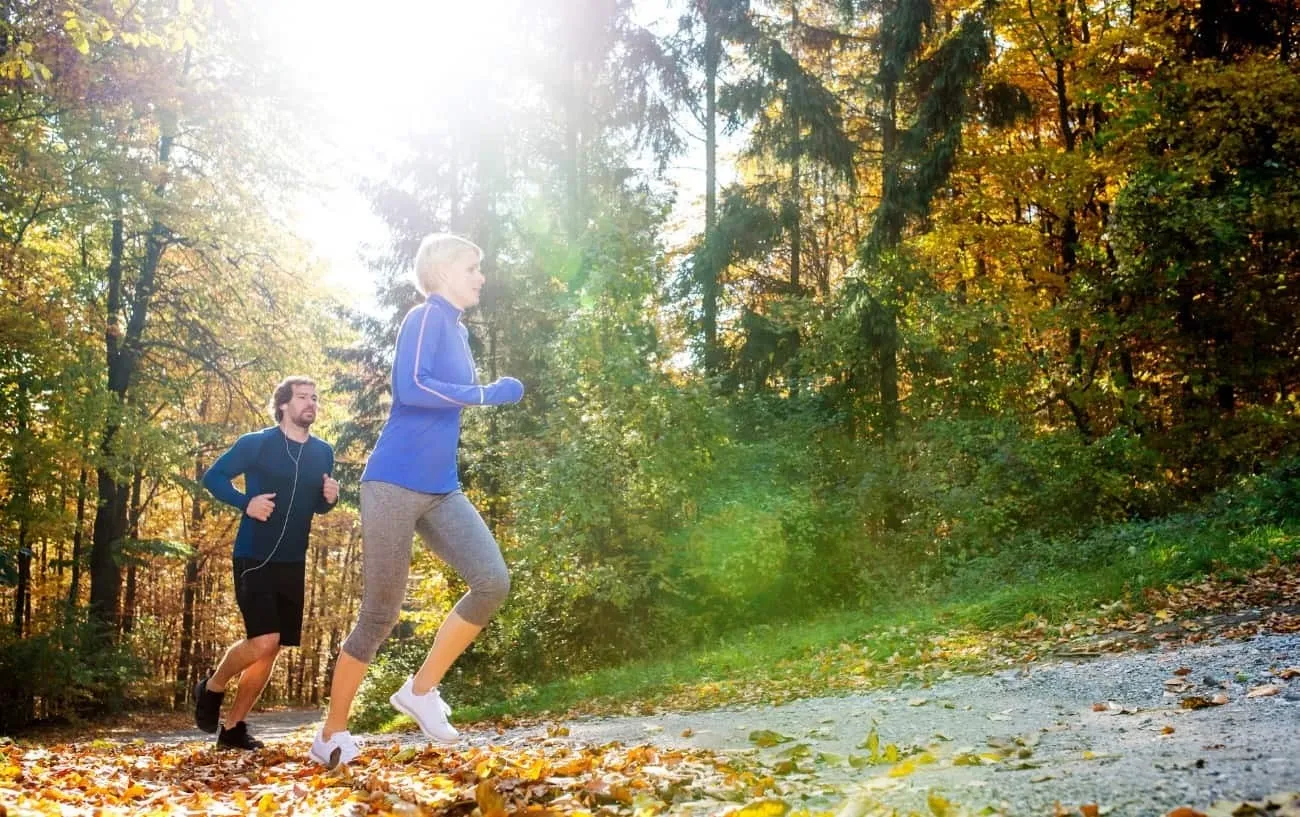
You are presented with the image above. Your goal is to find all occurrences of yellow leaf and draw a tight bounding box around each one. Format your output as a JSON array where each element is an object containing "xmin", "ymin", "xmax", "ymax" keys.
[
  {"xmin": 861, "ymin": 726, "xmax": 880, "ymax": 758},
  {"xmin": 121, "ymin": 782, "xmax": 148, "ymax": 799},
  {"xmin": 476, "ymin": 779, "xmax": 507, "ymax": 817},
  {"xmin": 256, "ymin": 792, "xmax": 277, "ymax": 814},
  {"xmin": 928, "ymin": 791, "xmax": 953, "ymax": 817},
  {"xmin": 750, "ymin": 730, "xmax": 794, "ymax": 747},
  {"xmin": 728, "ymin": 800, "xmax": 789, "ymax": 817},
  {"xmin": 523, "ymin": 756, "xmax": 548, "ymax": 781},
  {"xmin": 887, "ymin": 759, "xmax": 917, "ymax": 777}
]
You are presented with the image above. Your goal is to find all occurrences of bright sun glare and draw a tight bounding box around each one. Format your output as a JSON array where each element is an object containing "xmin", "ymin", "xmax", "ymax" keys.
[
  {"xmin": 252, "ymin": 0, "xmax": 700, "ymax": 309},
  {"xmin": 253, "ymin": 0, "xmax": 522, "ymax": 306},
  {"xmin": 265, "ymin": 0, "xmax": 517, "ymax": 127}
]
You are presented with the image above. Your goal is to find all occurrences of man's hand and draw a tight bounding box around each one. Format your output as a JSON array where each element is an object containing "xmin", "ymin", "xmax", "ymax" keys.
[
  {"xmin": 246, "ymin": 493, "xmax": 276, "ymax": 521},
  {"xmin": 323, "ymin": 473, "xmax": 340, "ymax": 505}
]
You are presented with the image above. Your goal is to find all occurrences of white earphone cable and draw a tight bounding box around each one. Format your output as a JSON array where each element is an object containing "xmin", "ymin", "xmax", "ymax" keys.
[{"xmin": 239, "ymin": 432, "xmax": 303, "ymax": 580}]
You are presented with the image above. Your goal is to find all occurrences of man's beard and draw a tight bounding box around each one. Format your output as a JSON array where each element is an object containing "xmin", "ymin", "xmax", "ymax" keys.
[{"xmin": 290, "ymin": 410, "xmax": 315, "ymax": 429}]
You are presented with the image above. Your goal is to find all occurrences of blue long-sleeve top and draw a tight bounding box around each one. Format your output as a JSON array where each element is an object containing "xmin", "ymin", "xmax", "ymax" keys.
[
  {"xmin": 202, "ymin": 427, "xmax": 336, "ymax": 563},
  {"xmin": 361, "ymin": 293, "xmax": 522, "ymax": 494}
]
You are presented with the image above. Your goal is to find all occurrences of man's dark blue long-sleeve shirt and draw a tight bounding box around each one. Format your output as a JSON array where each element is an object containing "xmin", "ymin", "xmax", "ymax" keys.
[{"xmin": 203, "ymin": 427, "xmax": 336, "ymax": 563}]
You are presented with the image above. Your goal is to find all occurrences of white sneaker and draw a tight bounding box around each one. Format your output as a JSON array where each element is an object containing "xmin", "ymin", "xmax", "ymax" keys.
[
  {"xmin": 389, "ymin": 676, "xmax": 459, "ymax": 743},
  {"xmin": 309, "ymin": 728, "xmax": 360, "ymax": 768}
]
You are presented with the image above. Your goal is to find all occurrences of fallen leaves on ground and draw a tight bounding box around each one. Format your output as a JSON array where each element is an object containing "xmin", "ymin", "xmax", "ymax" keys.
[
  {"xmin": 1204, "ymin": 791, "xmax": 1300, "ymax": 817},
  {"xmin": 0, "ymin": 737, "xmax": 1072, "ymax": 817},
  {"xmin": 749, "ymin": 730, "xmax": 794, "ymax": 748},
  {"xmin": 1, "ymin": 737, "xmax": 796, "ymax": 817},
  {"xmin": 10, "ymin": 565, "xmax": 1298, "ymax": 817}
]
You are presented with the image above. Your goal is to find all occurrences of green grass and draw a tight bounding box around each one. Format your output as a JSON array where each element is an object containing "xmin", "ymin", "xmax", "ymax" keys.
[{"xmin": 369, "ymin": 518, "xmax": 1300, "ymax": 733}]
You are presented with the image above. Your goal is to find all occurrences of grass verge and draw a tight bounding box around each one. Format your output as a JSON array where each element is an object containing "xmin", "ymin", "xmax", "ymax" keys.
[{"xmin": 373, "ymin": 517, "xmax": 1300, "ymax": 732}]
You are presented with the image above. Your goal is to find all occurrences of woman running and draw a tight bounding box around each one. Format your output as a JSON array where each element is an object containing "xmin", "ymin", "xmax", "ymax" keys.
[{"xmin": 310, "ymin": 234, "xmax": 524, "ymax": 767}]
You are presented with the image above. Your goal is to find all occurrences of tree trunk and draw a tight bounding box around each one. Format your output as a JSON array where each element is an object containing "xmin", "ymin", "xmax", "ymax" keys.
[
  {"xmin": 68, "ymin": 463, "xmax": 88, "ymax": 610},
  {"xmin": 89, "ymin": 211, "xmax": 127, "ymax": 629},
  {"xmin": 879, "ymin": 309, "xmax": 899, "ymax": 444},
  {"xmin": 89, "ymin": 124, "xmax": 174, "ymax": 631},
  {"xmin": 13, "ymin": 374, "xmax": 30, "ymax": 637},
  {"xmin": 1283, "ymin": 0, "xmax": 1293, "ymax": 61},
  {"xmin": 302, "ymin": 540, "xmax": 322, "ymax": 703},
  {"xmin": 702, "ymin": 0, "xmax": 721, "ymax": 374},
  {"xmin": 877, "ymin": 6, "xmax": 902, "ymax": 445},
  {"xmin": 14, "ymin": 520, "xmax": 29, "ymax": 638},
  {"xmin": 121, "ymin": 469, "xmax": 143, "ymax": 633},
  {"xmin": 1051, "ymin": 0, "xmax": 1090, "ymax": 439},
  {"xmin": 176, "ymin": 450, "xmax": 205, "ymax": 706},
  {"xmin": 788, "ymin": 0, "xmax": 802, "ymax": 290},
  {"xmin": 1196, "ymin": 0, "xmax": 1223, "ymax": 58}
]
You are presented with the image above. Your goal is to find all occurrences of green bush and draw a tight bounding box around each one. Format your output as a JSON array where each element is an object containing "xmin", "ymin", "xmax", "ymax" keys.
[
  {"xmin": 947, "ymin": 456, "xmax": 1300, "ymax": 595},
  {"xmin": 0, "ymin": 617, "xmax": 138, "ymax": 734},
  {"xmin": 350, "ymin": 639, "xmax": 427, "ymax": 733}
]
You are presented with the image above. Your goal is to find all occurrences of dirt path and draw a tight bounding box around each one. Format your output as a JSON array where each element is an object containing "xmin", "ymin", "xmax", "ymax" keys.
[
  {"xmin": 129, "ymin": 633, "xmax": 1300, "ymax": 816},
  {"xmin": 131, "ymin": 707, "xmax": 321, "ymax": 746},
  {"xmin": 470, "ymin": 633, "xmax": 1299, "ymax": 815}
]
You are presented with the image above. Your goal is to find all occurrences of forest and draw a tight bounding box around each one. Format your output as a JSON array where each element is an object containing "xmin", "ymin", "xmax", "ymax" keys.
[{"xmin": 1, "ymin": 0, "xmax": 1298, "ymax": 735}]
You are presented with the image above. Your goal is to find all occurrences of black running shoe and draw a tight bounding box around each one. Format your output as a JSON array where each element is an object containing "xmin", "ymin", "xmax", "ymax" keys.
[
  {"xmin": 217, "ymin": 720, "xmax": 265, "ymax": 750},
  {"xmin": 194, "ymin": 675, "xmax": 224, "ymax": 734}
]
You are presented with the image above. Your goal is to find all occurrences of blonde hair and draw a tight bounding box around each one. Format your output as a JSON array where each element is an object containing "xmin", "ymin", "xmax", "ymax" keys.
[{"xmin": 413, "ymin": 233, "xmax": 482, "ymax": 296}]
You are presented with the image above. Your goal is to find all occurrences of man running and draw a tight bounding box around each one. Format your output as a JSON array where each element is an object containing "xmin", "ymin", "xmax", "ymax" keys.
[{"xmin": 195, "ymin": 376, "xmax": 339, "ymax": 749}]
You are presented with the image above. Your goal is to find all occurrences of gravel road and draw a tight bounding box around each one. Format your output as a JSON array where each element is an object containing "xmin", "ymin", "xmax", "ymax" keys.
[
  {"xmin": 147, "ymin": 633, "xmax": 1300, "ymax": 815},
  {"xmin": 480, "ymin": 633, "xmax": 1300, "ymax": 815}
]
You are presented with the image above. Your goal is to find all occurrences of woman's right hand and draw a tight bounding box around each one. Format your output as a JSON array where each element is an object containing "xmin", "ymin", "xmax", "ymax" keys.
[{"xmin": 486, "ymin": 377, "xmax": 525, "ymax": 405}]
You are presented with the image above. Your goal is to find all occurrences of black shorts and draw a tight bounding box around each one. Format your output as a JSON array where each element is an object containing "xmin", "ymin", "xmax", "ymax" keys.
[{"xmin": 232, "ymin": 558, "xmax": 306, "ymax": 647}]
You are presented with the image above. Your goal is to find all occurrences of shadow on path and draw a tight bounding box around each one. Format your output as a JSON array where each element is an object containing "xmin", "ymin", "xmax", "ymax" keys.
[{"xmin": 132, "ymin": 708, "xmax": 320, "ymax": 745}]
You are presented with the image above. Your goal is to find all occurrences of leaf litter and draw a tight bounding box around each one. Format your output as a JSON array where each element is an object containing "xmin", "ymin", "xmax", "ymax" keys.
[{"xmin": 5, "ymin": 564, "xmax": 1299, "ymax": 817}]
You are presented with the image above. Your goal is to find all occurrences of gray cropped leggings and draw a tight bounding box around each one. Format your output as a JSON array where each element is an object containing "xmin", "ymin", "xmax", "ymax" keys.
[{"xmin": 341, "ymin": 481, "xmax": 510, "ymax": 663}]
